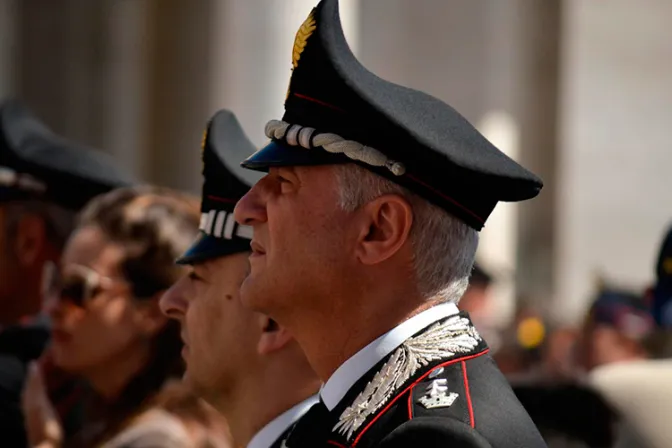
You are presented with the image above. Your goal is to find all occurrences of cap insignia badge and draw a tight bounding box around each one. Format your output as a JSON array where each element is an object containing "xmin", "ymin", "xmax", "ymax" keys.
[
  {"xmin": 200, "ymin": 126, "xmax": 209, "ymax": 171},
  {"xmin": 292, "ymin": 9, "xmax": 316, "ymax": 69},
  {"xmin": 286, "ymin": 9, "xmax": 316, "ymax": 101}
]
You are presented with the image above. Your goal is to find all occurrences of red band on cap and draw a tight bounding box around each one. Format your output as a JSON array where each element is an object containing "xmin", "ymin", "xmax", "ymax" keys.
[
  {"xmin": 406, "ymin": 174, "xmax": 484, "ymax": 224},
  {"xmin": 207, "ymin": 195, "xmax": 238, "ymax": 204},
  {"xmin": 293, "ymin": 93, "xmax": 347, "ymax": 113}
]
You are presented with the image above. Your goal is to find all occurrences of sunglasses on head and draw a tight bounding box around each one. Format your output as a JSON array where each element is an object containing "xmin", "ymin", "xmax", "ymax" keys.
[{"xmin": 42, "ymin": 261, "xmax": 117, "ymax": 308}]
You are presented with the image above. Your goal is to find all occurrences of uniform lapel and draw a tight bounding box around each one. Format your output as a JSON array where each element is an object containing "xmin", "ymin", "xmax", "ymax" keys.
[{"xmin": 328, "ymin": 312, "xmax": 487, "ymax": 444}]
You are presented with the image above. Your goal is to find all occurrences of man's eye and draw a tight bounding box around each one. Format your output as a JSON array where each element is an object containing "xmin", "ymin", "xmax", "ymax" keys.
[{"xmin": 188, "ymin": 271, "xmax": 202, "ymax": 282}]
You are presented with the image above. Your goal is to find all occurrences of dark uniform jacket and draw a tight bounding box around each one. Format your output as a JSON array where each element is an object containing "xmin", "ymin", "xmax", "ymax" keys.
[
  {"xmin": 253, "ymin": 396, "xmax": 319, "ymax": 448},
  {"xmin": 270, "ymin": 427, "xmax": 293, "ymax": 448},
  {"xmin": 0, "ymin": 315, "xmax": 86, "ymax": 447},
  {"xmin": 284, "ymin": 312, "xmax": 547, "ymax": 448},
  {"xmin": 0, "ymin": 315, "xmax": 51, "ymax": 447}
]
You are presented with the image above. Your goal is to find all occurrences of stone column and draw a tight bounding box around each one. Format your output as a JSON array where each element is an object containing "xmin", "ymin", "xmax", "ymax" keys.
[
  {"xmin": 102, "ymin": 0, "xmax": 153, "ymax": 180},
  {"xmin": 15, "ymin": 0, "xmax": 151, "ymax": 180},
  {"xmin": 142, "ymin": 0, "xmax": 213, "ymax": 192},
  {"xmin": 15, "ymin": 0, "xmax": 72, "ymax": 132},
  {"xmin": 509, "ymin": 0, "xmax": 561, "ymax": 319}
]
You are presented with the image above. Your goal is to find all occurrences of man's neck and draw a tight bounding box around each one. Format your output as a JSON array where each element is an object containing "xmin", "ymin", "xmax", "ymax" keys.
[
  {"xmin": 217, "ymin": 365, "xmax": 320, "ymax": 447},
  {"xmin": 287, "ymin": 289, "xmax": 429, "ymax": 382}
]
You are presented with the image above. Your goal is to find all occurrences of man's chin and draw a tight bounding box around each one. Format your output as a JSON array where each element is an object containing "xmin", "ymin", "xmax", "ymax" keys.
[
  {"xmin": 181, "ymin": 371, "xmax": 222, "ymax": 409},
  {"xmin": 182, "ymin": 369, "xmax": 192, "ymax": 385},
  {"xmin": 239, "ymin": 277, "xmax": 268, "ymax": 311},
  {"xmin": 182, "ymin": 370, "xmax": 203, "ymax": 395}
]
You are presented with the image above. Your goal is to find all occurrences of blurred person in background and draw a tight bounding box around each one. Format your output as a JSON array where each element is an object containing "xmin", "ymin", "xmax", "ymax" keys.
[
  {"xmin": 160, "ymin": 110, "xmax": 320, "ymax": 448},
  {"xmin": 21, "ymin": 186, "xmax": 232, "ymax": 448},
  {"xmin": 576, "ymin": 287, "xmax": 654, "ymax": 372},
  {"xmin": 540, "ymin": 327, "xmax": 579, "ymax": 382},
  {"xmin": 648, "ymin": 222, "xmax": 672, "ymax": 337},
  {"xmin": 459, "ymin": 262, "xmax": 493, "ymax": 325},
  {"xmin": 499, "ymin": 305, "xmax": 617, "ymax": 447},
  {"xmin": 459, "ymin": 262, "xmax": 502, "ymax": 353},
  {"xmin": 0, "ymin": 99, "xmax": 135, "ymax": 446},
  {"xmin": 492, "ymin": 303, "xmax": 546, "ymax": 379},
  {"xmin": 586, "ymin": 223, "xmax": 672, "ymax": 448},
  {"xmin": 500, "ymin": 322, "xmax": 579, "ymax": 383},
  {"xmin": 518, "ymin": 286, "xmax": 654, "ymax": 446}
]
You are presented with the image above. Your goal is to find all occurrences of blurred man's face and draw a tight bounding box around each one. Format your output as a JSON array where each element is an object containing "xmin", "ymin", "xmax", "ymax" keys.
[
  {"xmin": 160, "ymin": 252, "xmax": 261, "ymax": 404},
  {"xmin": 578, "ymin": 322, "xmax": 644, "ymax": 371},
  {"xmin": 0, "ymin": 203, "xmax": 57, "ymax": 324}
]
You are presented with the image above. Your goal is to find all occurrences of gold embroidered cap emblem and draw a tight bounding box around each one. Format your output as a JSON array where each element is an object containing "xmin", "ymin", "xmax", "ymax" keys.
[
  {"xmin": 333, "ymin": 316, "xmax": 482, "ymax": 441},
  {"xmin": 292, "ymin": 9, "xmax": 316, "ymax": 69},
  {"xmin": 200, "ymin": 127, "xmax": 208, "ymax": 170},
  {"xmin": 286, "ymin": 9, "xmax": 316, "ymax": 101}
]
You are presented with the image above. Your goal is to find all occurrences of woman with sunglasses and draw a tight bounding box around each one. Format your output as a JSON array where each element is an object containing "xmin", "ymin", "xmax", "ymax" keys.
[{"xmin": 22, "ymin": 186, "xmax": 231, "ymax": 448}]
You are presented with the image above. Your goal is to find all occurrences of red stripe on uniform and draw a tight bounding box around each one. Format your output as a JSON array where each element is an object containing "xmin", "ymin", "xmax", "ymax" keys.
[
  {"xmin": 352, "ymin": 349, "xmax": 489, "ymax": 446},
  {"xmin": 405, "ymin": 174, "xmax": 484, "ymax": 224},
  {"xmin": 407, "ymin": 384, "xmax": 414, "ymax": 419},
  {"xmin": 327, "ymin": 440, "xmax": 347, "ymax": 448},
  {"xmin": 461, "ymin": 360, "xmax": 475, "ymax": 428}
]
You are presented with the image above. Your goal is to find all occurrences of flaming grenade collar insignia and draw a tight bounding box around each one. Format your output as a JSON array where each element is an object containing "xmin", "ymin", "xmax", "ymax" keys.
[{"xmin": 333, "ymin": 315, "xmax": 481, "ymax": 441}]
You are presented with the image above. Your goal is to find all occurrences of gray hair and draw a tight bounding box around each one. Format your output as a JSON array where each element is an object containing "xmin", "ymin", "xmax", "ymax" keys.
[
  {"xmin": 3, "ymin": 200, "xmax": 77, "ymax": 253},
  {"xmin": 334, "ymin": 164, "xmax": 478, "ymax": 303}
]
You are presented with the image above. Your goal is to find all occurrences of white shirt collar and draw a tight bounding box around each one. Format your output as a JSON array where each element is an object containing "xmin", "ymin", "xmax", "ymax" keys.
[
  {"xmin": 320, "ymin": 302, "xmax": 459, "ymax": 411},
  {"xmin": 247, "ymin": 394, "xmax": 319, "ymax": 448}
]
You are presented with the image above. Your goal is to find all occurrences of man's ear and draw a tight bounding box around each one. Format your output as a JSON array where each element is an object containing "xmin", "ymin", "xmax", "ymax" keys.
[
  {"xmin": 354, "ymin": 194, "xmax": 413, "ymax": 266},
  {"xmin": 13, "ymin": 214, "xmax": 47, "ymax": 268},
  {"xmin": 257, "ymin": 316, "xmax": 293, "ymax": 355}
]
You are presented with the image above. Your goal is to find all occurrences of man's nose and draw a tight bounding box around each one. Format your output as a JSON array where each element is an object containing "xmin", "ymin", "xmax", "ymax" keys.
[
  {"xmin": 234, "ymin": 182, "xmax": 267, "ymax": 227},
  {"xmin": 160, "ymin": 276, "xmax": 189, "ymax": 320}
]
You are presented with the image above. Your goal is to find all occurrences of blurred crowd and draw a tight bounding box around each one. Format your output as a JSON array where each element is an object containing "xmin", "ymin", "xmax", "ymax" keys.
[{"xmin": 464, "ymin": 236, "xmax": 672, "ymax": 447}]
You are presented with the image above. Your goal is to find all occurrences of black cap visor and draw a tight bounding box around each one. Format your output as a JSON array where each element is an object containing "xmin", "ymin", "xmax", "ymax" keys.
[
  {"xmin": 176, "ymin": 232, "xmax": 251, "ymax": 265},
  {"xmin": 241, "ymin": 140, "xmax": 346, "ymax": 172}
]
